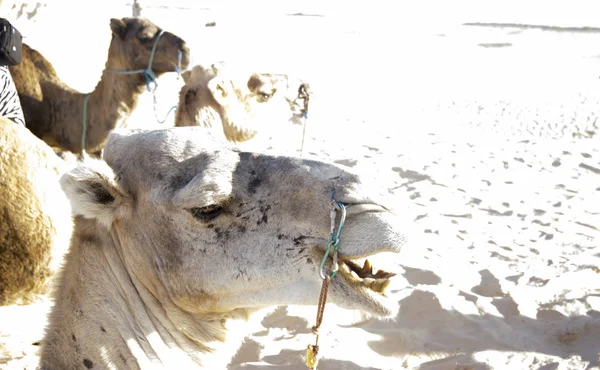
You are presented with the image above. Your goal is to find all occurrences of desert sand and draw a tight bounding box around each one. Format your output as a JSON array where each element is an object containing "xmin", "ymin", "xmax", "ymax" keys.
[{"xmin": 1, "ymin": 1, "xmax": 599, "ymax": 369}]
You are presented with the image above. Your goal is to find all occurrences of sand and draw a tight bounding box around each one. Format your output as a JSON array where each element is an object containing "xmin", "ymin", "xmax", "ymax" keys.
[{"xmin": 1, "ymin": 1, "xmax": 599, "ymax": 369}]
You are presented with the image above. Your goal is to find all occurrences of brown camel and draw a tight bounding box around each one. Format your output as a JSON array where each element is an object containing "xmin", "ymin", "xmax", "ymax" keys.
[
  {"xmin": 0, "ymin": 117, "xmax": 72, "ymax": 305},
  {"xmin": 9, "ymin": 17, "xmax": 190, "ymax": 154}
]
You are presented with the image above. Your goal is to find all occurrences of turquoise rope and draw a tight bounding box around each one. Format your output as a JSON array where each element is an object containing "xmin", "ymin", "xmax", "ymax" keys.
[
  {"xmin": 329, "ymin": 202, "xmax": 345, "ymax": 278},
  {"xmin": 105, "ymin": 29, "xmax": 166, "ymax": 92},
  {"xmin": 81, "ymin": 94, "xmax": 90, "ymax": 152},
  {"xmin": 318, "ymin": 241, "xmax": 335, "ymax": 279},
  {"xmin": 81, "ymin": 30, "xmax": 173, "ymax": 152},
  {"xmin": 318, "ymin": 199, "xmax": 346, "ymax": 279}
]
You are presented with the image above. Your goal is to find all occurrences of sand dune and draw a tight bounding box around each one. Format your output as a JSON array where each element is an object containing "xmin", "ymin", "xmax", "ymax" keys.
[{"xmin": 1, "ymin": 1, "xmax": 599, "ymax": 369}]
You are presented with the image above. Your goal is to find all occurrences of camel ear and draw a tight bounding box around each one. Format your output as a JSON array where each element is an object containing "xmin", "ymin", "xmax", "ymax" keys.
[
  {"xmin": 60, "ymin": 159, "xmax": 129, "ymax": 229},
  {"xmin": 211, "ymin": 61, "xmax": 226, "ymax": 74},
  {"xmin": 181, "ymin": 70, "xmax": 191, "ymax": 84},
  {"xmin": 246, "ymin": 74, "xmax": 263, "ymax": 92},
  {"xmin": 110, "ymin": 18, "xmax": 127, "ymax": 38},
  {"xmin": 208, "ymin": 76, "xmax": 230, "ymax": 106}
]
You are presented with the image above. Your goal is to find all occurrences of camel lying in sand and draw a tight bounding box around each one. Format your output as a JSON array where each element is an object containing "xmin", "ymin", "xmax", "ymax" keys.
[
  {"xmin": 0, "ymin": 68, "xmax": 314, "ymax": 306},
  {"xmin": 40, "ymin": 126, "xmax": 407, "ymax": 369},
  {"xmin": 9, "ymin": 17, "xmax": 190, "ymax": 154},
  {"xmin": 175, "ymin": 63, "xmax": 310, "ymax": 142},
  {"xmin": 0, "ymin": 117, "xmax": 72, "ymax": 305}
]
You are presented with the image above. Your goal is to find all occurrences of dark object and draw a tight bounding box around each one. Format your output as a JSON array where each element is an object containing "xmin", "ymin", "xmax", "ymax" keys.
[
  {"xmin": 0, "ymin": 19, "xmax": 22, "ymax": 66},
  {"xmin": 205, "ymin": 22, "xmax": 216, "ymax": 27}
]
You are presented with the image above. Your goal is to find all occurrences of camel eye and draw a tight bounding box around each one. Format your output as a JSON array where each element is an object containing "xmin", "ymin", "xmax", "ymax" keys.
[
  {"xmin": 138, "ymin": 31, "xmax": 155, "ymax": 42},
  {"xmin": 257, "ymin": 92, "xmax": 271, "ymax": 102},
  {"xmin": 190, "ymin": 205, "xmax": 223, "ymax": 222}
]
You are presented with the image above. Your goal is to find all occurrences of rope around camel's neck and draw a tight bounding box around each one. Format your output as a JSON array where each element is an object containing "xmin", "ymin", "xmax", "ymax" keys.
[{"xmin": 81, "ymin": 30, "xmax": 182, "ymax": 152}]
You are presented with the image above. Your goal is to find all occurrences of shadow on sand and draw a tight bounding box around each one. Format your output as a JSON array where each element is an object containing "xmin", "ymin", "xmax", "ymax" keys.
[{"xmin": 359, "ymin": 289, "xmax": 600, "ymax": 369}]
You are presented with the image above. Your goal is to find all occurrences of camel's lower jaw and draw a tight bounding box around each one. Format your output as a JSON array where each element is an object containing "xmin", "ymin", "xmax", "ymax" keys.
[
  {"xmin": 329, "ymin": 256, "xmax": 400, "ymax": 318},
  {"xmin": 289, "ymin": 112, "xmax": 305, "ymax": 125},
  {"xmin": 179, "ymin": 47, "xmax": 191, "ymax": 70}
]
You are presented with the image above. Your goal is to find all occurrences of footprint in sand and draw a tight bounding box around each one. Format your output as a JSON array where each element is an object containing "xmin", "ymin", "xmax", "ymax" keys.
[
  {"xmin": 391, "ymin": 167, "xmax": 431, "ymax": 184},
  {"xmin": 259, "ymin": 349, "xmax": 304, "ymax": 366},
  {"xmin": 402, "ymin": 266, "xmax": 442, "ymax": 286},
  {"xmin": 480, "ymin": 208, "xmax": 513, "ymax": 216},
  {"xmin": 471, "ymin": 269, "xmax": 505, "ymax": 297},
  {"xmin": 333, "ymin": 158, "xmax": 358, "ymax": 168},
  {"xmin": 419, "ymin": 354, "xmax": 491, "ymax": 370},
  {"xmin": 317, "ymin": 359, "xmax": 380, "ymax": 370},
  {"xmin": 261, "ymin": 306, "xmax": 311, "ymax": 335},
  {"xmin": 491, "ymin": 295, "xmax": 520, "ymax": 317},
  {"xmin": 231, "ymin": 338, "xmax": 263, "ymax": 364}
]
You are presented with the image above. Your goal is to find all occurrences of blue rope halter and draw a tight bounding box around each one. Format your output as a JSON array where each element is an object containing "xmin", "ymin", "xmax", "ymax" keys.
[
  {"xmin": 81, "ymin": 30, "xmax": 181, "ymax": 152},
  {"xmin": 105, "ymin": 29, "xmax": 166, "ymax": 93}
]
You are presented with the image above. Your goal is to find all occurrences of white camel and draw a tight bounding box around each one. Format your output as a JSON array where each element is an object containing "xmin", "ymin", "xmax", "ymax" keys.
[
  {"xmin": 175, "ymin": 63, "xmax": 310, "ymax": 143},
  {"xmin": 40, "ymin": 126, "xmax": 407, "ymax": 369}
]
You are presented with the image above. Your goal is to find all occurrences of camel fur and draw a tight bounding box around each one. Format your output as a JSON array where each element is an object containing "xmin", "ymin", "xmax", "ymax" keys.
[
  {"xmin": 175, "ymin": 63, "xmax": 310, "ymax": 142},
  {"xmin": 0, "ymin": 117, "xmax": 71, "ymax": 305},
  {"xmin": 9, "ymin": 17, "xmax": 190, "ymax": 154},
  {"xmin": 39, "ymin": 127, "xmax": 407, "ymax": 369}
]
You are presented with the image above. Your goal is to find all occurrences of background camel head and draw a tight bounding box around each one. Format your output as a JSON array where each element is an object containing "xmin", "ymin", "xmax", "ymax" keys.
[
  {"xmin": 108, "ymin": 17, "xmax": 190, "ymax": 77},
  {"xmin": 175, "ymin": 63, "xmax": 310, "ymax": 143},
  {"xmin": 60, "ymin": 127, "xmax": 407, "ymax": 318}
]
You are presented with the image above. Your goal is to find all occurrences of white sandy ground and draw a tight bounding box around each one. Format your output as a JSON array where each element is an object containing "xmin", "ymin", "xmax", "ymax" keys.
[{"xmin": 1, "ymin": 1, "xmax": 600, "ymax": 369}]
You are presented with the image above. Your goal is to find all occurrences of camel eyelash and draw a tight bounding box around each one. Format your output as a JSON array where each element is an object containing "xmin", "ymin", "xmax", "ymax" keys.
[
  {"xmin": 137, "ymin": 31, "xmax": 156, "ymax": 42},
  {"xmin": 188, "ymin": 197, "xmax": 234, "ymax": 222},
  {"xmin": 257, "ymin": 92, "xmax": 272, "ymax": 102},
  {"xmin": 190, "ymin": 205, "xmax": 223, "ymax": 222}
]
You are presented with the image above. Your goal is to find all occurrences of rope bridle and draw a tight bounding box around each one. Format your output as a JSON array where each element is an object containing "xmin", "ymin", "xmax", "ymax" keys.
[
  {"xmin": 105, "ymin": 29, "xmax": 168, "ymax": 92},
  {"xmin": 81, "ymin": 29, "xmax": 182, "ymax": 152},
  {"xmin": 298, "ymin": 83, "xmax": 310, "ymax": 157},
  {"xmin": 306, "ymin": 194, "xmax": 347, "ymax": 369}
]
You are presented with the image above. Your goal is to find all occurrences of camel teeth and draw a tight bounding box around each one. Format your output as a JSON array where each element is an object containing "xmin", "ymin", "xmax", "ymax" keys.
[
  {"xmin": 360, "ymin": 277, "xmax": 392, "ymax": 293},
  {"xmin": 361, "ymin": 259, "xmax": 373, "ymax": 276},
  {"xmin": 343, "ymin": 259, "xmax": 396, "ymax": 289},
  {"xmin": 371, "ymin": 278, "xmax": 391, "ymax": 293},
  {"xmin": 374, "ymin": 269, "xmax": 397, "ymax": 279},
  {"xmin": 362, "ymin": 277, "xmax": 375, "ymax": 288}
]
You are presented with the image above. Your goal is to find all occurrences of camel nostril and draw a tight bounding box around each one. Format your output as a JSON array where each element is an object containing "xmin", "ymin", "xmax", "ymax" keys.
[
  {"xmin": 179, "ymin": 44, "xmax": 190, "ymax": 66},
  {"xmin": 345, "ymin": 203, "xmax": 387, "ymax": 216},
  {"xmin": 298, "ymin": 83, "xmax": 310, "ymax": 96}
]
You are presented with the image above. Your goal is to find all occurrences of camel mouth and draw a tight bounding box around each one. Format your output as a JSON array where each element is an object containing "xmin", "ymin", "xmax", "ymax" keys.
[
  {"xmin": 177, "ymin": 45, "xmax": 192, "ymax": 71},
  {"xmin": 338, "ymin": 257, "xmax": 397, "ymax": 295},
  {"xmin": 323, "ymin": 251, "xmax": 400, "ymax": 317},
  {"xmin": 287, "ymin": 83, "xmax": 310, "ymax": 125}
]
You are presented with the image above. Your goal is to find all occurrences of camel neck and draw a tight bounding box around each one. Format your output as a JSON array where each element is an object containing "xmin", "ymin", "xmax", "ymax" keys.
[
  {"xmin": 197, "ymin": 104, "xmax": 225, "ymax": 130},
  {"xmin": 79, "ymin": 71, "xmax": 146, "ymax": 152},
  {"xmin": 175, "ymin": 88, "xmax": 231, "ymax": 142},
  {"xmin": 40, "ymin": 217, "xmax": 250, "ymax": 369}
]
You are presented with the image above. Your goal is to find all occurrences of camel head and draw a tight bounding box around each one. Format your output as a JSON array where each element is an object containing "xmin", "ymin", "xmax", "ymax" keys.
[
  {"xmin": 108, "ymin": 17, "xmax": 190, "ymax": 77},
  {"xmin": 60, "ymin": 127, "xmax": 406, "ymax": 320},
  {"xmin": 175, "ymin": 63, "xmax": 310, "ymax": 143}
]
